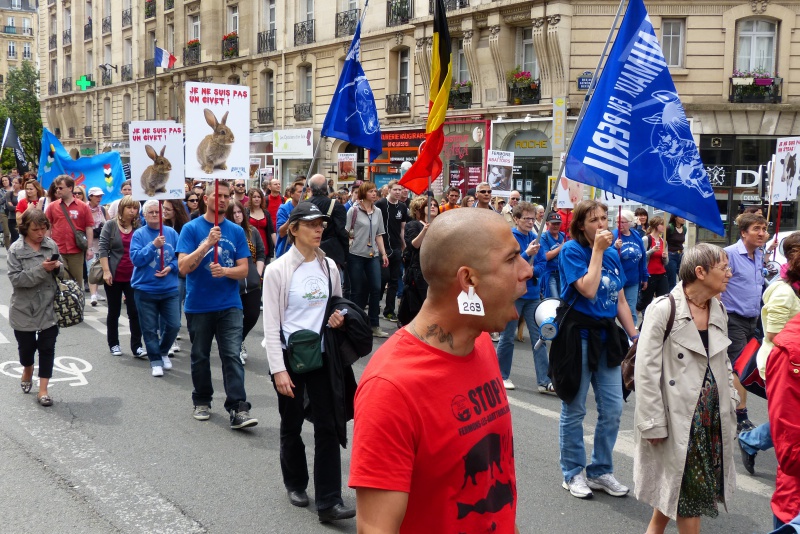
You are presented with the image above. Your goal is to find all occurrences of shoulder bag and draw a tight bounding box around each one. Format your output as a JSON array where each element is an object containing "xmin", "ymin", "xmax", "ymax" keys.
[
  {"xmin": 60, "ymin": 201, "xmax": 88, "ymax": 251},
  {"xmin": 621, "ymin": 293, "xmax": 675, "ymax": 391},
  {"xmin": 286, "ymin": 260, "xmax": 333, "ymax": 374}
]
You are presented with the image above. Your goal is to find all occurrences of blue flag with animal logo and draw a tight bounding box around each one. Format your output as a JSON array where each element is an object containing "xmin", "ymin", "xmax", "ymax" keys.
[
  {"xmin": 320, "ymin": 17, "xmax": 382, "ymax": 161},
  {"xmin": 37, "ymin": 128, "xmax": 127, "ymax": 203},
  {"xmin": 565, "ymin": 0, "xmax": 723, "ymax": 235}
]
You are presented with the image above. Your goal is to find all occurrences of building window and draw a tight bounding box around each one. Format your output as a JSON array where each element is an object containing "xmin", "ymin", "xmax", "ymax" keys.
[
  {"xmin": 64, "ymin": 8, "xmax": 71, "ymax": 29},
  {"xmin": 301, "ymin": 66, "xmax": 312, "ymax": 103},
  {"xmin": 85, "ymin": 100, "xmax": 92, "ymax": 127},
  {"xmin": 264, "ymin": 71, "xmax": 274, "ymax": 106},
  {"xmin": 50, "ymin": 14, "xmax": 56, "ymax": 34},
  {"xmin": 189, "ymin": 15, "xmax": 200, "ymax": 41},
  {"xmin": 23, "ymin": 42, "xmax": 30, "ymax": 59},
  {"xmin": 50, "ymin": 58, "xmax": 57, "ymax": 78},
  {"xmin": 737, "ymin": 19, "xmax": 776, "ymax": 73},
  {"xmin": 22, "ymin": 18, "xmax": 29, "ymax": 31},
  {"xmin": 660, "ymin": 19, "xmax": 685, "ymax": 67},
  {"xmin": 7, "ymin": 17, "xmax": 14, "ymax": 28},
  {"xmin": 267, "ymin": 0, "xmax": 276, "ymax": 31},
  {"xmin": 455, "ymin": 40, "xmax": 469, "ymax": 84},
  {"xmin": 123, "ymin": 93, "xmax": 131, "ymax": 122},
  {"xmin": 399, "ymin": 48, "xmax": 409, "ymax": 94},
  {"xmin": 306, "ymin": 0, "xmax": 314, "ymax": 21},
  {"xmin": 104, "ymin": 97, "xmax": 111, "ymax": 124},
  {"xmin": 85, "ymin": 49, "xmax": 93, "ymax": 73},
  {"xmin": 148, "ymin": 30, "xmax": 155, "ymax": 56},
  {"xmin": 8, "ymin": 41, "xmax": 16, "ymax": 58},
  {"xmin": 518, "ymin": 28, "xmax": 539, "ymax": 80},
  {"xmin": 166, "ymin": 24, "xmax": 174, "ymax": 53},
  {"xmin": 169, "ymin": 87, "xmax": 178, "ymax": 120},
  {"xmin": 146, "ymin": 91, "xmax": 155, "ymax": 119},
  {"xmin": 64, "ymin": 54, "xmax": 71, "ymax": 74},
  {"xmin": 124, "ymin": 38, "xmax": 132, "ymax": 64},
  {"xmin": 104, "ymin": 42, "xmax": 111, "ymax": 64},
  {"xmin": 12, "ymin": 0, "xmax": 21, "ymax": 9},
  {"xmin": 228, "ymin": 5, "xmax": 238, "ymax": 34}
]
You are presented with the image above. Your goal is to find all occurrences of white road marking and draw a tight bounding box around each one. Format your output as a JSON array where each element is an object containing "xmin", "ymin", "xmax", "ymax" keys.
[
  {"xmin": 507, "ymin": 394, "xmax": 774, "ymax": 498},
  {"xmin": 83, "ymin": 314, "xmax": 130, "ymax": 336},
  {"xmin": 1, "ymin": 357, "xmax": 93, "ymax": 386},
  {"xmin": 0, "ymin": 304, "xmax": 10, "ymax": 344}
]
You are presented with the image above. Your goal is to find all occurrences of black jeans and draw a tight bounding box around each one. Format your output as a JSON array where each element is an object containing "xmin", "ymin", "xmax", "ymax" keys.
[
  {"xmin": 273, "ymin": 357, "xmax": 343, "ymax": 511},
  {"xmin": 15, "ymin": 325, "xmax": 58, "ymax": 378},
  {"xmin": 727, "ymin": 312, "xmax": 759, "ymax": 365},
  {"xmin": 104, "ymin": 280, "xmax": 142, "ymax": 352},
  {"xmin": 380, "ymin": 248, "xmax": 403, "ymax": 315},
  {"xmin": 240, "ymin": 290, "xmax": 261, "ymax": 341},
  {"xmin": 638, "ymin": 272, "xmax": 669, "ymax": 313}
]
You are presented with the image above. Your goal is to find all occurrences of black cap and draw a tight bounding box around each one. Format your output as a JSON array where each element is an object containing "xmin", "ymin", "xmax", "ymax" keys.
[
  {"xmin": 546, "ymin": 212, "xmax": 562, "ymax": 223},
  {"xmin": 287, "ymin": 201, "xmax": 331, "ymax": 224}
]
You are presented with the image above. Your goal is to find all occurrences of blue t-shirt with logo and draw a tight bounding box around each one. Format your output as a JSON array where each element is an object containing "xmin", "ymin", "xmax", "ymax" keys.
[
  {"xmin": 612, "ymin": 229, "xmax": 648, "ymax": 288},
  {"xmin": 177, "ymin": 216, "xmax": 251, "ymax": 313},
  {"xmin": 558, "ymin": 240, "xmax": 626, "ymax": 320}
]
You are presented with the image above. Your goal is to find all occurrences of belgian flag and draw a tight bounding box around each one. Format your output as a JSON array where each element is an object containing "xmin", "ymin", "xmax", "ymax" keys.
[{"xmin": 398, "ymin": 0, "xmax": 451, "ymax": 194}]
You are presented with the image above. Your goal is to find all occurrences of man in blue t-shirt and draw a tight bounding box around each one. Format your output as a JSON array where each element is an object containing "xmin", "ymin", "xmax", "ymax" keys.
[
  {"xmin": 540, "ymin": 212, "xmax": 566, "ymax": 298},
  {"xmin": 177, "ymin": 181, "xmax": 257, "ymax": 430}
]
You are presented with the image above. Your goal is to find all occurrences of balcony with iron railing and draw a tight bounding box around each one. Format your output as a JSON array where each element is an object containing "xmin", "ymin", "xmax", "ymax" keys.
[
  {"xmin": 4, "ymin": 25, "xmax": 16, "ymax": 34},
  {"xmin": 729, "ymin": 76, "xmax": 783, "ymax": 104},
  {"xmin": 258, "ymin": 107, "xmax": 274, "ymax": 124},
  {"xmin": 122, "ymin": 8, "xmax": 132, "ymax": 28},
  {"xmin": 165, "ymin": 0, "xmax": 174, "ymax": 10},
  {"xmin": 122, "ymin": 121, "xmax": 130, "ymax": 135},
  {"xmin": 48, "ymin": 81, "xmax": 57, "ymax": 95},
  {"xmin": 145, "ymin": 0, "xmax": 156, "ymax": 19},
  {"xmin": 429, "ymin": 0, "xmax": 469, "ymax": 13},
  {"xmin": 386, "ymin": 93, "xmax": 411, "ymax": 114},
  {"xmin": 102, "ymin": 70, "xmax": 112, "ymax": 86},
  {"xmin": 222, "ymin": 35, "xmax": 238, "ymax": 60},
  {"xmin": 144, "ymin": 58, "xmax": 155, "ymax": 77},
  {"xmin": 68, "ymin": 127, "xmax": 75, "ymax": 138},
  {"xmin": 102, "ymin": 123, "xmax": 111, "ymax": 137},
  {"xmin": 61, "ymin": 77, "xmax": 72, "ymax": 93},
  {"xmin": 387, "ymin": 0, "xmax": 413, "ymax": 26},
  {"xmin": 183, "ymin": 45, "xmax": 201, "ymax": 67},
  {"xmin": 23, "ymin": 27, "xmax": 32, "ymax": 35},
  {"xmin": 121, "ymin": 64, "xmax": 132, "ymax": 81},
  {"xmin": 84, "ymin": 22, "xmax": 92, "ymax": 41},
  {"xmin": 102, "ymin": 16, "xmax": 111, "ymax": 34},
  {"xmin": 294, "ymin": 20, "xmax": 314, "ymax": 46},
  {"xmin": 48, "ymin": 34, "xmax": 56, "ymax": 50},
  {"xmin": 294, "ymin": 102, "xmax": 312, "ymax": 121},
  {"xmin": 84, "ymin": 126, "xmax": 92, "ymax": 137},
  {"xmin": 258, "ymin": 29, "xmax": 276, "ymax": 53},
  {"xmin": 62, "ymin": 28, "xmax": 71, "ymax": 45},
  {"xmin": 336, "ymin": 9, "xmax": 359, "ymax": 38}
]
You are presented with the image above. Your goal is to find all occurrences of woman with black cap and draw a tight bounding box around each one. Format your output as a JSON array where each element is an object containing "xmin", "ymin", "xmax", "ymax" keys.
[{"xmin": 261, "ymin": 201, "xmax": 354, "ymax": 523}]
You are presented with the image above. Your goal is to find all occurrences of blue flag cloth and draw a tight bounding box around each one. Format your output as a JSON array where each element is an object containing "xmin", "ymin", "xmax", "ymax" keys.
[
  {"xmin": 320, "ymin": 19, "xmax": 382, "ymax": 161},
  {"xmin": 565, "ymin": 0, "xmax": 723, "ymax": 235},
  {"xmin": 37, "ymin": 128, "xmax": 126, "ymax": 203}
]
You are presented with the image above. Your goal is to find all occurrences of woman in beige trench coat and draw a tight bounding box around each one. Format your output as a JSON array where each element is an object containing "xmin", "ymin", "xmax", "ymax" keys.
[{"xmin": 633, "ymin": 243, "xmax": 739, "ymax": 534}]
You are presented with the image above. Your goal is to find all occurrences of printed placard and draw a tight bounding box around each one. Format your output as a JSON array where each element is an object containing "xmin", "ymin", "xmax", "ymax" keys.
[
  {"xmin": 184, "ymin": 81, "xmax": 251, "ymax": 180},
  {"xmin": 486, "ymin": 150, "xmax": 514, "ymax": 196},
  {"xmin": 274, "ymin": 129, "xmax": 314, "ymax": 159},
  {"xmin": 129, "ymin": 121, "xmax": 185, "ymax": 200},
  {"xmin": 338, "ymin": 153, "xmax": 357, "ymax": 181},
  {"xmin": 595, "ymin": 188, "xmax": 631, "ymax": 207},
  {"xmin": 557, "ymin": 178, "xmax": 585, "ymax": 209},
  {"xmin": 771, "ymin": 136, "xmax": 800, "ymax": 203}
]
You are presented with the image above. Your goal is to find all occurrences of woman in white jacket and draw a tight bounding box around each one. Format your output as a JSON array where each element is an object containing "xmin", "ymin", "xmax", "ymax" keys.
[
  {"xmin": 633, "ymin": 243, "xmax": 738, "ymax": 534},
  {"xmin": 261, "ymin": 201, "xmax": 354, "ymax": 524}
]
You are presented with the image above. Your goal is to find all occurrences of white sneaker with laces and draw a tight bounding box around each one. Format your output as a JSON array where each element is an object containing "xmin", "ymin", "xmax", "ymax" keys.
[
  {"xmin": 110, "ymin": 345, "xmax": 123, "ymax": 357},
  {"xmin": 169, "ymin": 342, "xmax": 179, "ymax": 356},
  {"xmin": 372, "ymin": 327, "xmax": 390, "ymax": 338},
  {"xmin": 503, "ymin": 379, "xmax": 516, "ymax": 390},
  {"xmin": 135, "ymin": 347, "xmax": 148, "ymax": 359},
  {"xmin": 562, "ymin": 473, "xmax": 593, "ymax": 499},
  {"xmin": 90, "ymin": 294, "xmax": 98, "ymax": 307},
  {"xmin": 151, "ymin": 366, "xmax": 164, "ymax": 377},
  {"xmin": 161, "ymin": 356, "xmax": 173, "ymax": 370},
  {"xmin": 586, "ymin": 473, "xmax": 629, "ymax": 497}
]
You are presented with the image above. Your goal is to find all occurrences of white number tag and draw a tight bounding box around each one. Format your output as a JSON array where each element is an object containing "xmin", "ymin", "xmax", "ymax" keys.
[{"xmin": 457, "ymin": 286, "xmax": 485, "ymax": 316}]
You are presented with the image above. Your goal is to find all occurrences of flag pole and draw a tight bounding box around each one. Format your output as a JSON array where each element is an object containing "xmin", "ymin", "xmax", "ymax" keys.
[
  {"xmin": 535, "ymin": 0, "xmax": 628, "ymax": 246},
  {"xmin": 159, "ymin": 200, "xmax": 164, "ymax": 270},
  {"xmin": 153, "ymin": 38, "xmax": 158, "ymax": 121}
]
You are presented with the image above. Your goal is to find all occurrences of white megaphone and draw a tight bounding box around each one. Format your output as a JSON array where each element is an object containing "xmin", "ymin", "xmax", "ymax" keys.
[{"xmin": 533, "ymin": 297, "xmax": 564, "ymax": 350}]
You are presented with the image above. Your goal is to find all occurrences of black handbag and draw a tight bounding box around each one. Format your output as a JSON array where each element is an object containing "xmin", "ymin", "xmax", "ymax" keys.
[{"xmin": 285, "ymin": 260, "xmax": 333, "ymax": 374}]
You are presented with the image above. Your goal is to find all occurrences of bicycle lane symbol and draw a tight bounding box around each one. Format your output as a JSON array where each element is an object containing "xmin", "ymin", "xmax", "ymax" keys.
[{"xmin": 1, "ymin": 357, "xmax": 93, "ymax": 386}]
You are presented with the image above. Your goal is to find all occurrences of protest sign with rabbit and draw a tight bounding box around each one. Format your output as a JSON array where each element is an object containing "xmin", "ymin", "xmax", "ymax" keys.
[
  {"xmin": 129, "ymin": 121, "xmax": 185, "ymax": 200},
  {"xmin": 185, "ymin": 81, "xmax": 250, "ymax": 180}
]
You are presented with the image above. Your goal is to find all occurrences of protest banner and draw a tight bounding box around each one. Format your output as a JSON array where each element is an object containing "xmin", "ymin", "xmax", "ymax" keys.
[{"xmin": 486, "ymin": 149, "xmax": 514, "ymax": 196}]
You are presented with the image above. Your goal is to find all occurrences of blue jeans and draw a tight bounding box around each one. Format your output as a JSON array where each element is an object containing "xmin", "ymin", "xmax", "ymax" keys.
[
  {"xmin": 667, "ymin": 251, "xmax": 682, "ymax": 290},
  {"xmin": 186, "ymin": 307, "xmax": 248, "ymax": 413},
  {"xmin": 739, "ymin": 422, "xmax": 773, "ymax": 455},
  {"xmin": 547, "ymin": 270, "xmax": 560, "ymax": 299},
  {"xmin": 134, "ymin": 290, "xmax": 181, "ymax": 368},
  {"xmin": 623, "ymin": 284, "xmax": 639, "ymax": 328},
  {"xmin": 497, "ymin": 298, "xmax": 550, "ymax": 386},
  {"xmin": 559, "ymin": 338, "xmax": 623, "ymax": 482},
  {"xmin": 348, "ymin": 253, "xmax": 382, "ymax": 327}
]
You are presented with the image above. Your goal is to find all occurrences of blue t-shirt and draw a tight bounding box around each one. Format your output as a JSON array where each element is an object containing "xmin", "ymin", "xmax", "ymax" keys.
[
  {"xmin": 558, "ymin": 240, "xmax": 626, "ymax": 320},
  {"xmin": 129, "ymin": 225, "xmax": 179, "ymax": 294},
  {"xmin": 541, "ymin": 230, "xmax": 565, "ymax": 274},
  {"xmin": 511, "ymin": 228, "xmax": 547, "ymax": 300},
  {"xmin": 275, "ymin": 201, "xmax": 295, "ymax": 258},
  {"xmin": 176, "ymin": 217, "xmax": 251, "ymax": 313},
  {"xmin": 612, "ymin": 229, "xmax": 648, "ymax": 288}
]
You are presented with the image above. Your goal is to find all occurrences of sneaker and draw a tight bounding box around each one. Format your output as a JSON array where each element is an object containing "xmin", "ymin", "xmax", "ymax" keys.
[
  {"xmin": 240, "ymin": 342, "xmax": 248, "ymax": 365},
  {"xmin": 503, "ymin": 379, "xmax": 516, "ymax": 390},
  {"xmin": 134, "ymin": 347, "xmax": 148, "ymax": 359},
  {"xmin": 176, "ymin": 334, "xmax": 181, "ymax": 340},
  {"xmin": 161, "ymin": 355, "xmax": 173, "ymax": 370},
  {"xmin": 97, "ymin": 294, "xmax": 106, "ymax": 302},
  {"xmin": 586, "ymin": 473, "xmax": 629, "ymax": 497},
  {"xmin": 739, "ymin": 439, "xmax": 756, "ymax": 475},
  {"xmin": 230, "ymin": 408, "xmax": 258, "ymax": 430},
  {"xmin": 110, "ymin": 345, "xmax": 123, "ymax": 356},
  {"xmin": 383, "ymin": 311, "xmax": 398, "ymax": 321},
  {"xmin": 562, "ymin": 473, "xmax": 593, "ymax": 499},
  {"xmin": 490, "ymin": 332, "xmax": 501, "ymax": 342},
  {"xmin": 90, "ymin": 294, "xmax": 98, "ymax": 307},
  {"xmin": 737, "ymin": 419, "xmax": 756, "ymax": 434},
  {"xmin": 538, "ymin": 383, "xmax": 557, "ymax": 395},
  {"xmin": 372, "ymin": 326, "xmax": 390, "ymax": 338},
  {"xmin": 168, "ymin": 342, "xmax": 179, "ymax": 356},
  {"xmin": 193, "ymin": 405, "xmax": 211, "ymax": 421},
  {"xmin": 151, "ymin": 366, "xmax": 164, "ymax": 377}
]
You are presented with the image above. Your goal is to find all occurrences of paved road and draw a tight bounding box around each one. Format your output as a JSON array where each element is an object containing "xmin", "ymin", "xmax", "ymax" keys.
[{"xmin": 0, "ymin": 248, "xmax": 778, "ymax": 533}]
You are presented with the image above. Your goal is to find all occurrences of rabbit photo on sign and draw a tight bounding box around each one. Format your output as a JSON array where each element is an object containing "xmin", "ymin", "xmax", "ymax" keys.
[
  {"xmin": 141, "ymin": 144, "xmax": 172, "ymax": 196},
  {"xmin": 197, "ymin": 108, "xmax": 235, "ymax": 174}
]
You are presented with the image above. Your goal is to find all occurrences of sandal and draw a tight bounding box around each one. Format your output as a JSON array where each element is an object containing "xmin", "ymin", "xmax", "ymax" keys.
[
  {"xmin": 20, "ymin": 380, "xmax": 32, "ymax": 394},
  {"xmin": 37, "ymin": 395, "xmax": 53, "ymax": 407}
]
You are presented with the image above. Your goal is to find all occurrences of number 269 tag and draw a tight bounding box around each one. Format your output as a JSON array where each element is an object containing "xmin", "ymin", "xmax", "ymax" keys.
[{"xmin": 457, "ymin": 287, "xmax": 485, "ymax": 316}]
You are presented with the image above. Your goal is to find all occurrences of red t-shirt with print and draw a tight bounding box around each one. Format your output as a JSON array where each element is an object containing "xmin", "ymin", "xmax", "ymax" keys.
[
  {"xmin": 45, "ymin": 198, "xmax": 93, "ymax": 254},
  {"xmin": 350, "ymin": 330, "xmax": 517, "ymax": 533}
]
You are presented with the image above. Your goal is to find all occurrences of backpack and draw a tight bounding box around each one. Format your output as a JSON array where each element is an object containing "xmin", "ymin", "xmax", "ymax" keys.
[{"xmin": 621, "ymin": 293, "xmax": 675, "ymax": 391}]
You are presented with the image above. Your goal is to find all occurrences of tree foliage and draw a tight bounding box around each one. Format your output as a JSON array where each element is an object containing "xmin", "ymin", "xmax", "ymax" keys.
[{"xmin": 0, "ymin": 60, "xmax": 42, "ymax": 167}]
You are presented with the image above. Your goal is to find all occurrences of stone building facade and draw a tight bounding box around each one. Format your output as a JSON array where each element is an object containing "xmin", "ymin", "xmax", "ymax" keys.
[{"xmin": 0, "ymin": 0, "xmax": 36, "ymax": 99}]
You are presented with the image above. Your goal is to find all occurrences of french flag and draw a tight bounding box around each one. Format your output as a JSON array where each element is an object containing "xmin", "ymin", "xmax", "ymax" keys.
[{"xmin": 154, "ymin": 46, "xmax": 177, "ymax": 69}]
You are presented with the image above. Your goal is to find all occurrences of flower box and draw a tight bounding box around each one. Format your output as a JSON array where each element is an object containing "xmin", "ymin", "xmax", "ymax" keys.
[
  {"xmin": 732, "ymin": 77, "xmax": 753, "ymax": 85},
  {"xmin": 458, "ymin": 85, "xmax": 471, "ymax": 94},
  {"xmin": 755, "ymin": 77, "xmax": 774, "ymax": 86}
]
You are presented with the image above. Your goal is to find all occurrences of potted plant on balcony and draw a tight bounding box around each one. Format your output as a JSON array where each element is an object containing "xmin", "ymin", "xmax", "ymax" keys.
[
  {"xmin": 507, "ymin": 66, "xmax": 532, "ymax": 89},
  {"xmin": 731, "ymin": 69, "xmax": 754, "ymax": 85},
  {"xmin": 187, "ymin": 39, "xmax": 200, "ymax": 49},
  {"xmin": 454, "ymin": 80, "xmax": 472, "ymax": 94},
  {"xmin": 222, "ymin": 31, "xmax": 238, "ymax": 59}
]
